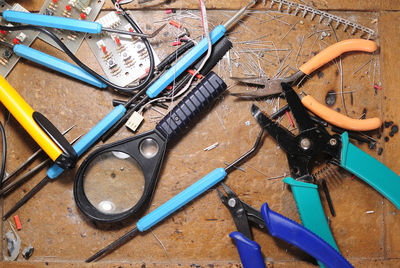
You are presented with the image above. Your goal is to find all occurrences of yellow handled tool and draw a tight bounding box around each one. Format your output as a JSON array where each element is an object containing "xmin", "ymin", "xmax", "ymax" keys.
[{"xmin": 0, "ymin": 75, "xmax": 77, "ymax": 169}]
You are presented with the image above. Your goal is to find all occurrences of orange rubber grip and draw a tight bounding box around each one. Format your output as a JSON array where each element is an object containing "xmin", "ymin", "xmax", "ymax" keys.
[
  {"xmin": 301, "ymin": 95, "xmax": 382, "ymax": 131},
  {"xmin": 299, "ymin": 39, "xmax": 377, "ymax": 75}
]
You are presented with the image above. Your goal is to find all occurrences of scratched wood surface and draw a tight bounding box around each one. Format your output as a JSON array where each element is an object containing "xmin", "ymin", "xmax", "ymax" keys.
[{"xmin": 1, "ymin": 0, "xmax": 400, "ymax": 267}]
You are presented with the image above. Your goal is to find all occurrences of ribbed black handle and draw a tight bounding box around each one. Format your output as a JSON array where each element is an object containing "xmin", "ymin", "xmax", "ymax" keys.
[{"xmin": 156, "ymin": 72, "xmax": 227, "ymax": 140}]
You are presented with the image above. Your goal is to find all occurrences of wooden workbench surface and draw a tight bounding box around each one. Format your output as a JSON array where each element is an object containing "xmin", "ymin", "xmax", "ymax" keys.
[{"xmin": 1, "ymin": 0, "xmax": 400, "ymax": 267}]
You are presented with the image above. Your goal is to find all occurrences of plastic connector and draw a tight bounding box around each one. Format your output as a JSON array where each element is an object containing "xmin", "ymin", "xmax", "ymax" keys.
[{"xmin": 125, "ymin": 111, "xmax": 144, "ymax": 132}]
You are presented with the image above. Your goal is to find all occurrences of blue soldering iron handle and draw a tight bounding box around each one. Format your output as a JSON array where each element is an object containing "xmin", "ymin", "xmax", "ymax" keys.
[
  {"xmin": 146, "ymin": 25, "xmax": 226, "ymax": 98},
  {"xmin": 340, "ymin": 132, "xmax": 400, "ymax": 209},
  {"xmin": 283, "ymin": 177, "xmax": 339, "ymax": 268},
  {"xmin": 230, "ymin": 232, "xmax": 266, "ymax": 268},
  {"xmin": 260, "ymin": 203, "xmax": 353, "ymax": 268},
  {"xmin": 2, "ymin": 10, "xmax": 102, "ymax": 34},
  {"xmin": 14, "ymin": 44, "xmax": 107, "ymax": 88},
  {"xmin": 47, "ymin": 105, "xmax": 127, "ymax": 179},
  {"xmin": 137, "ymin": 168, "xmax": 227, "ymax": 231}
]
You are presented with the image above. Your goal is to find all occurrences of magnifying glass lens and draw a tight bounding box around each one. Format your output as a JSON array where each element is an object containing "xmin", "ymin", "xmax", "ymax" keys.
[{"xmin": 82, "ymin": 151, "xmax": 145, "ymax": 215}]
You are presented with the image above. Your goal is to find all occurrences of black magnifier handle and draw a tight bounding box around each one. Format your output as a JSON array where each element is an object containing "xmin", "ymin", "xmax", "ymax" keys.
[{"xmin": 156, "ymin": 71, "xmax": 227, "ymax": 140}]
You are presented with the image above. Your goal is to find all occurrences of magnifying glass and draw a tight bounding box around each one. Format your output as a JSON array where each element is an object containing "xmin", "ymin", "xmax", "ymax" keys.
[{"xmin": 74, "ymin": 72, "xmax": 227, "ymax": 223}]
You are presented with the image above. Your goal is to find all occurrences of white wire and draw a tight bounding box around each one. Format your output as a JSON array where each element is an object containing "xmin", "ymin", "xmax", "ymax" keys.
[{"xmin": 173, "ymin": 0, "xmax": 213, "ymax": 99}]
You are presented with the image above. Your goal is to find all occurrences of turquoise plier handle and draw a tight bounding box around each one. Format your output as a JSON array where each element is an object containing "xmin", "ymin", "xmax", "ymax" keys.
[
  {"xmin": 340, "ymin": 132, "xmax": 400, "ymax": 209},
  {"xmin": 3, "ymin": 10, "xmax": 102, "ymax": 34},
  {"xmin": 14, "ymin": 44, "xmax": 106, "ymax": 88},
  {"xmin": 146, "ymin": 25, "xmax": 226, "ymax": 98},
  {"xmin": 283, "ymin": 177, "xmax": 339, "ymax": 268}
]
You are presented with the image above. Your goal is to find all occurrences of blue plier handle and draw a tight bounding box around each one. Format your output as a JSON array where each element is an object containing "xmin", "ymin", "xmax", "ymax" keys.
[{"xmin": 218, "ymin": 183, "xmax": 353, "ymax": 268}]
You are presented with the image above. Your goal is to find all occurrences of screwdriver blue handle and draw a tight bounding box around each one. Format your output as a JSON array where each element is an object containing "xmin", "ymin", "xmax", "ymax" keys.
[
  {"xmin": 3, "ymin": 10, "xmax": 102, "ymax": 34},
  {"xmin": 260, "ymin": 203, "xmax": 353, "ymax": 268},
  {"xmin": 14, "ymin": 44, "xmax": 107, "ymax": 88},
  {"xmin": 230, "ymin": 232, "xmax": 266, "ymax": 268},
  {"xmin": 146, "ymin": 25, "xmax": 226, "ymax": 98},
  {"xmin": 340, "ymin": 132, "xmax": 400, "ymax": 209},
  {"xmin": 137, "ymin": 168, "xmax": 227, "ymax": 231},
  {"xmin": 47, "ymin": 105, "xmax": 127, "ymax": 179}
]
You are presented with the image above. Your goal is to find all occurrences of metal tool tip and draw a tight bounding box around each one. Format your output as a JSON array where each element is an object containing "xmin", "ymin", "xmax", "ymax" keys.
[{"xmin": 251, "ymin": 104, "xmax": 261, "ymax": 116}]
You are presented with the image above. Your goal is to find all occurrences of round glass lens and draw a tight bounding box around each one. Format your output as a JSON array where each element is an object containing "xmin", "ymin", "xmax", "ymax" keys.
[{"xmin": 83, "ymin": 151, "xmax": 145, "ymax": 215}]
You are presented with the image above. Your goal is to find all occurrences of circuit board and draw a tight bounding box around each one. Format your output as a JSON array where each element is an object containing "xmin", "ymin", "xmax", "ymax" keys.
[
  {"xmin": 38, "ymin": 0, "xmax": 104, "ymax": 54},
  {"xmin": 86, "ymin": 11, "xmax": 160, "ymax": 87},
  {"xmin": 0, "ymin": 2, "xmax": 39, "ymax": 77}
]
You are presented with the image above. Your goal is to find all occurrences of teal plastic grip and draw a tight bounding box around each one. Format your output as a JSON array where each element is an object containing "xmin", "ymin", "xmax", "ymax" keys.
[
  {"xmin": 14, "ymin": 45, "xmax": 107, "ymax": 88},
  {"xmin": 3, "ymin": 10, "xmax": 102, "ymax": 34},
  {"xmin": 146, "ymin": 25, "xmax": 226, "ymax": 98},
  {"xmin": 283, "ymin": 177, "xmax": 339, "ymax": 268},
  {"xmin": 137, "ymin": 168, "xmax": 227, "ymax": 231},
  {"xmin": 340, "ymin": 132, "xmax": 400, "ymax": 209},
  {"xmin": 47, "ymin": 105, "xmax": 126, "ymax": 179}
]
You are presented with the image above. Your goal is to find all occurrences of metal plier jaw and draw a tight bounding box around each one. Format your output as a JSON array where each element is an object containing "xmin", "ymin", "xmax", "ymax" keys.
[
  {"xmin": 218, "ymin": 183, "xmax": 354, "ymax": 268},
  {"xmin": 251, "ymin": 83, "xmax": 342, "ymax": 182},
  {"xmin": 217, "ymin": 182, "xmax": 265, "ymax": 240}
]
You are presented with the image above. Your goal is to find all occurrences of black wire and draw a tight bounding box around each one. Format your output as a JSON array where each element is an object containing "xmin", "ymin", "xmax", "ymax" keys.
[
  {"xmin": 0, "ymin": 121, "xmax": 6, "ymax": 189},
  {"xmin": 0, "ymin": 19, "xmax": 155, "ymax": 95}
]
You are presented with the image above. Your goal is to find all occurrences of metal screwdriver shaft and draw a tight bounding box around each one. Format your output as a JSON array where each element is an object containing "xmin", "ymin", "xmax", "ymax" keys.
[
  {"xmin": 1, "ymin": 125, "xmax": 75, "ymax": 187},
  {"xmin": 2, "ymin": 134, "xmax": 83, "ymax": 219},
  {"xmin": 3, "ymin": 176, "xmax": 50, "ymax": 220},
  {"xmin": 86, "ymin": 129, "xmax": 264, "ymax": 262}
]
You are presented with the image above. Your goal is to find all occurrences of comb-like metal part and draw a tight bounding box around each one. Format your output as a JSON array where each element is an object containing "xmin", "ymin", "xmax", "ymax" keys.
[{"xmin": 265, "ymin": 0, "xmax": 376, "ymax": 39}]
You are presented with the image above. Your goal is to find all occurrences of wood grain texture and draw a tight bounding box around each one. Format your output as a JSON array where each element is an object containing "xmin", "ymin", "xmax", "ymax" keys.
[{"xmin": 0, "ymin": 1, "xmax": 398, "ymax": 267}]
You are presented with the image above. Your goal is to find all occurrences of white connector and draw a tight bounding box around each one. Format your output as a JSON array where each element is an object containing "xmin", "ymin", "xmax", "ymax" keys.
[
  {"xmin": 16, "ymin": 32, "xmax": 27, "ymax": 42},
  {"xmin": 125, "ymin": 112, "xmax": 144, "ymax": 132},
  {"xmin": 96, "ymin": 12, "xmax": 121, "ymax": 29}
]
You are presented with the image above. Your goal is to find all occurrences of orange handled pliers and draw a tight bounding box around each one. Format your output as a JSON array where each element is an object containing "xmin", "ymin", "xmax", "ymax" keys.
[{"xmin": 230, "ymin": 39, "xmax": 381, "ymax": 131}]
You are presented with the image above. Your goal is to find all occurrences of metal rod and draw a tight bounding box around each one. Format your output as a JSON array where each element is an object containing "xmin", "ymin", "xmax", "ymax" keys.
[
  {"xmin": 0, "ymin": 134, "xmax": 83, "ymax": 196},
  {"xmin": 86, "ymin": 227, "xmax": 139, "ymax": 262},
  {"xmin": 223, "ymin": 0, "xmax": 257, "ymax": 29},
  {"xmin": 2, "ymin": 125, "xmax": 75, "ymax": 186},
  {"xmin": 3, "ymin": 176, "xmax": 50, "ymax": 220}
]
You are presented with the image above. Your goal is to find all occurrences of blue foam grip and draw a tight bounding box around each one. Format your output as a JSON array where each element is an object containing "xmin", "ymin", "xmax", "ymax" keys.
[
  {"xmin": 137, "ymin": 168, "xmax": 227, "ymax": 231},
  {"xmin": 47, "ymin": 105, "xmax": 126, "ymax": 179},
  {"xmin": 14, "ymin": 45, "xmax": 107, "ymax": 88},
  {"xmin": 260, "ymin": 203, "xmax": 353, "ymax": 268},
  {"xmin": 229, "ymin": 232, "xmax": 266, "ymax": 268},
  {"xmin": 340, "ymin": 132, "xmax": 400, "ymax": 209},
  {"xmin": 3, "ymin": 10, "xmax": 102, "ymax": 34},
  {"xmin": 146, "ymin": 25, "xmax": 226, "ymax": 98}
]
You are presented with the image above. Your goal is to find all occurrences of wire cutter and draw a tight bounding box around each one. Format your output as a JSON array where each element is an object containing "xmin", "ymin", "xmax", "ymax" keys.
[
  {"xmin": 217, "ymin": 183, "xmax": 353, "ymax": 268},
  {"xmin": 230, "ymin": 39, "xmax": 381, "ymax": 131},
  {"xmin": 251, "ymin": 82, "xmax": 400, "ymax": 264}
]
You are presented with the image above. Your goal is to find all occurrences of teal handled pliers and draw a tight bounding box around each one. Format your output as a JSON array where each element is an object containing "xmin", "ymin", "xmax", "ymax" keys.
[{"xmin": 251, "ymin": 82, "xmax": 400, "ymax": 267}]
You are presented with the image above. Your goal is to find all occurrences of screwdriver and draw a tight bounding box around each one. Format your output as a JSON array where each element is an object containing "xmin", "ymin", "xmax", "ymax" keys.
[{"xmin": 1, "ymin": 10, "xmax": 166, "ymax": 38}]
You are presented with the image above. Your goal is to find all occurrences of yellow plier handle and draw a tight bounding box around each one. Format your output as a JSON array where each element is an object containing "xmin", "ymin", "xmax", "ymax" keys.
[
  {"xmin": 0, "ymin": 75, "xmax": 77, "ymax": 169},
  {"xmin": 301, "ymin": 95, "xmax": 381, "ymax": 131}
]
